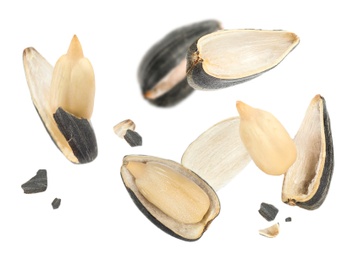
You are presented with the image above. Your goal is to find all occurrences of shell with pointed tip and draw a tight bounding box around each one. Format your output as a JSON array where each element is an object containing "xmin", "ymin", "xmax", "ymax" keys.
[
  {"xmin": 187, "ymin": 29, "xmax": 299, "ymax": 90},
  {"xmin": 138, "ymin": 20, "xmax": 221, "ymax": 107},
  {"xmin": 281, "ymin": 95, "xmax": 334, "ymax": 210}
]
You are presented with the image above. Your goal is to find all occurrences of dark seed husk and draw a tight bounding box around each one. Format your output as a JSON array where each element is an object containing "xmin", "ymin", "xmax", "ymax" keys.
[
  {"xmin": 138, "ymin": 19, "xmax": 221, "ymax": 107},
  {"xmin": 21, "ymin": 169, "xmax": 47, "ymax": 194},
  {"xmin": 124, "ymin": 129, "xmax": 142, "ymax": 147},
  {"xmin": 52, "ymin": 198, "xmax": 61, "ymax": 209},
  {"xmin": 53, "ymin": 107, "xmax": 97, "ymax": 164},
  {"xmin": 282, "ymin": 95, "xmax": 334, "ymax": 210},
  {"xmin": 186, "ymin": 41, "xmax": 260, "ymax": 90},
  {"xmin": 258, "ymin": 202, "xmax": 279, "ymax": 221}
]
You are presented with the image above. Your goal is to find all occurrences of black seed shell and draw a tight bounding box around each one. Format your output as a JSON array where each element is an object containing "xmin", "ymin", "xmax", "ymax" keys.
[
  {"xmin": 21, "ymin": 169, "xmax": 48, "ymax": 194},
  {"xmin": 138, "ymin": 20, "xmax": 221, "ymax": 106},
  {"xmin": 296, "ymin": 97, "xmax": 334, "ymax": 210},
  {"xmin": 186, "ymin": 40, "xmax": 260, "ymax": 90},
  {"xmin": 258, "ymin": 202, "xmax": 279, "ymax": 221},
  {"xmin": 53, "ymin": 107, "xmax": 98, "ymax": 164}
]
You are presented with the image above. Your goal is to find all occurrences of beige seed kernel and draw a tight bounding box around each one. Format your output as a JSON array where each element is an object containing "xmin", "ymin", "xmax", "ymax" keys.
[
  {"xmin": 50, "ymin": 35, "xmax": 95, "ymax": 119},
  {"xmin": 126, "ymin": 161, "xmax": 210, "ymax": 224},
  {"xmin": 236, "ymin": 101, "xmax": 297, "ymax": 175}
]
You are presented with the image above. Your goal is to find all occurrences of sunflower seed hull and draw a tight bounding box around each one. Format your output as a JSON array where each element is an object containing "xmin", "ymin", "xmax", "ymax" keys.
[
  {"xmin": 52, "ymin": 198, "xmax": 61, "ymax": 209},
  {"xmin": 187, "ymin": 43, "xmax": 260, "ymax": 90},
  {"xmin": 181, "ymin": 117, "xmax": 251, "ymax": 191},
  {"xmin": 296, "ymin": 97, "xmax": 334, "ymax": 210},
  {"xmin": 121, "ymin": 155, "xmax": 220, "ymax": 241},
  {"xmin": 282, "ymin": 95, "xmax": 334, "ymax": 210},
  {"xmin": 124, "ymin": 130, "xmax": 142, "ymax": 147},
  {"xmin": 138, "ymin": 19, "xmax": 221, "ymax": 106},
  {"xmin": 258, "ymin": 202, "xmax": 279, "ymax": 221},
  {"xmin": 187, "ymin": 29, "xmax": 299, "ymax": 90},
  {"xmin": 53, "ymin": 107, "xmax": 97, "ymax": 164},
  {"xmin": 21, "ymin": 169, "xmax": 47, "ymax": 194}
]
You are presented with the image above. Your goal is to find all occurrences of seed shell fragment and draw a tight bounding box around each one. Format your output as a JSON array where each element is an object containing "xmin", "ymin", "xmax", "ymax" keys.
[
  {"xmin": 21, "ymin": 169, "xmax": 48, "ymax": 194},
  {"xmin": 52, "ymin": 198, "xmax": 61, "ymax": 209},
  {"xmin": 124, "ymin": 129, "xmax": 142, "ymax": 147},
  {"xmin": 186, "ymin": 29, "xmax": 299, "ymax": 90},
  {"xmin": 282, "ymin": 95, "xmax": 334, "ymax": 210},
  {"xmin": 182, "ymin": 117, "xmax": 251, "ymax": 191},
  {"xmin": 120, "ymin": 155, "xmax": 220, "ymax": 241},
  {"xmin": 258, "ymin": 202, "xmax": 279, "ymax": 221},
  {"xmin": 113, "ymin": 119, "xmax": 136, "ymax": 139},
  {"xmin": 259, "ymin": 223, "xmax": 280, "ymax": 238},
  {"xmin": 138, "ymin": 19, "xmax": 221, "ymax": 107}
]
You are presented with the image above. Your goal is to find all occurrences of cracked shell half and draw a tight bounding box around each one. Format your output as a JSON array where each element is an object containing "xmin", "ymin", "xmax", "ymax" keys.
[{"xmin": 120, "ymin": 155, "xmax": 220, "ymax": 241}]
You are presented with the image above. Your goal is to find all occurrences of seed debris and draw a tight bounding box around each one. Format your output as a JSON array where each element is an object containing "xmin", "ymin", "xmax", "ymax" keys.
[
  {"xmin": 124, "ymin": 129, "xmax": 142, "ymax": 147},
  {"xmin": 258, "ymin": 202, "xmax": 279, "ymax": 221},
  {"xmin": 52, "ymin": 198, "xmax": 61, "ymax": 209},
  {"xmin": 21, "ymin": 169, "xmax": 48, "ymax": 194}
]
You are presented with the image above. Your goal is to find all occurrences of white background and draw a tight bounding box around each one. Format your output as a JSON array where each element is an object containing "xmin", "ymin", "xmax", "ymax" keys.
[{"xmin": 1, "ymin": 0, "xmax": 362, "ymax": 259}]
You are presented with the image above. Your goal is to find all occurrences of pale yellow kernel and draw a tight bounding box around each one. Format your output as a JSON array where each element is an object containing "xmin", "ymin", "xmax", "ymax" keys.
[{"xmin": 126, "ymin": 161, "xmax": 210, "ymax": 224}]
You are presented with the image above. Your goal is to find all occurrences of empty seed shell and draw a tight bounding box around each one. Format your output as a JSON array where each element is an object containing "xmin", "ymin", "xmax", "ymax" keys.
[
  {"xmin": 23, "ymin": 36, "xmax": 97, "ymax": 164},
  {"xmin": 236, "ymin": 101, "xmax": 297, "ymax": 175},
  {"xmin": 120, "ymin": 155, "xmax": 220, "ymax": 241},
  {"xmin": 282, "ymin": 95, "xmax": 334, "ymax": 210},
  {"xmin": 187, "ymin": 29, "xmax": 299, "ymax": 90},
  {"xmin": 138, "ymin": 20, "xmax": 221, "ymax": 107},
  {"xmin": 259, "ymin": 223, "xmax": 280, "ymax": 238},
  {"xmin": 181, "ymin": 117, "xmax": 251, "ymax": 191}
]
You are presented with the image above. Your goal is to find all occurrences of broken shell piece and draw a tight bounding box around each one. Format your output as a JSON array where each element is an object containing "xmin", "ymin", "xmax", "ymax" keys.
[
  {"xmin": 138, "ymin": 20, "xmax": 221, "ymax": 107},
  {"xmin": 113, "ymin": 119, "xmax": 136, "ymax": 139},
  {"xmin": 23, "ymin": 36, "xmax": 97, "ymax": 164},
  {"xmin": 187, "ymin": 29, "xmax": 299, "ymax": 90},
  {"xmin": 259, "ymin": 223, "xmax": 280, "ymax": 238},
  {"xmin": 236, "ymin": 101, "xmax": 297, "ymax": 175},
  {"xmin": 21, "ymin": 169, "xmax": 47, "ymax": 194},
  {"xmin": 282, "ymin": 95, "xmax": 334, "ymax": 210},
  {"xmin": 120, "ymin": 155, "xmax": 220, "ymax": 241},
  {"xmin": 52, "ymin": 198, "xmax": 61, "ymax": 209},
  {"xmin": 182, "ymin": 117, "xmax": 251, "ymax": 191},
  {"xmin": 258, "ymin": 202, "xmax": 279, "ymax": 221},
  {"xmin": 124, "ymin": 129, "xmax": 142, "ymax": 147}
]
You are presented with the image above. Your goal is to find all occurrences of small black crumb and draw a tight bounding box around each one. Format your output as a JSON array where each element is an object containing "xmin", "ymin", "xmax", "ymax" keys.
[
  {"xmin": 21, "ymin": 169, "xmax": 48, "ymax": 194},
  {"xmin": 124, "ymin": 129, "xmax": 142, "ymax": 147},
  {"xmin": 285, "ymin": 217, "xmax": 292, "ymax": 222},
  {"xmin": 52, "ymin": 198, "xmax": 61, "ymax": 209},
  {"xmin": 258, "ymin": 202, "xmax": 279, "ymax": 221}
]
